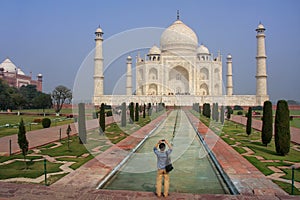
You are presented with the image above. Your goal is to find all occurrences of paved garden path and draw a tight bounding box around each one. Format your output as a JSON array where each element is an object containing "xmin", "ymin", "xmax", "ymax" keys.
[
  {"xmin": 230, "ymin": 115, "xmax": 300, "ymax": 145},
  {"xmin": 0, "ymin": 116, "xmax": 117, "ymax": 156}
]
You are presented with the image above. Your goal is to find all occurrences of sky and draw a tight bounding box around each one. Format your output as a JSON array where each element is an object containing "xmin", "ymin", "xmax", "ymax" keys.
[{"xmin": 0, "ymin": 0, "xmax": 300, "ymax": 103}]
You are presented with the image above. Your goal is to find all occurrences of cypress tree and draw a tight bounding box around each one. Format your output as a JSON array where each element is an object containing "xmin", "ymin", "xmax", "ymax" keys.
[
  {"xmin": 275, "ymin": 100, "xmax": 290, "ymax": 156},
  {"xmin": 246, "ymin": 107, "xmax": 252, "ymax": 136},
  {"xmin": 99, "ymin": 103, "xmax": 105, "ymax": 133},
  {"xmin": 78, "ymin": 103, "xmax": 87, "ymax": 144},
  {"xmin": 199, "ymin": 104, "xmax": 201, "ymax": 114},
  {"xmin": 212, "ymin": 103, "xmax": 215, "ymax": 120},
  {"xmin": 220, "ymin": 105, "xmax": 225, "ymax": 124},
  {"xmin": 129, "ymin": 102, "xmax": 134, "ymax": 123},
  {"xmin": 203, "ymin": 103, "xmax": 211, "ymax": 118},
  {"xmin": 226, "ymin": 106, "xmax": 232, "ymax": 119},
  {"xmin": 18, "ymin": 118, "xmax": 28, "ymax": 169},
  {"xmin": 207, "ymin": 103, "xmax": 211, "ymax": 118},
  {"xmin": 135, "ymin": 103, "xmax": 139, "ymax": 121},
  {"xmin": 143, "ymin": 104, "xmax": 146, "ymax": 118},
  {"xmin": 215, "ymin": 103, "xmax": 219, "ymax": 122},
  {"xmin": 121, "ymin": 102, "xmax": 126, "ymax": 127},
  {"xmin": 262, "ymin": 101, "xmax": 273, "ymax": 146}
]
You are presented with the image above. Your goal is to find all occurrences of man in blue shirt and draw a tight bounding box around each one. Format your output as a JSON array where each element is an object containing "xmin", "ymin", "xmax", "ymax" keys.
[{"xmin": 153, "ymin": 139, "xmax": 172, "ymax": 197}]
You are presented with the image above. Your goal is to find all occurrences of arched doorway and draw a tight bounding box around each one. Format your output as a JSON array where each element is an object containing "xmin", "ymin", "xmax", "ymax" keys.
[{"xmin": 168, "ymin": 66, "xmax": 189, "ymax": 95}]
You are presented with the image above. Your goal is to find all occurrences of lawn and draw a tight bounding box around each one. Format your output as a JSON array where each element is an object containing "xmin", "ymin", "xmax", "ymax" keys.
[
  {"xmin": 0, "ymin": 160, "xmax": 62, "ymax": 179},
  {"xmin": 0, "ymin": 115, "xmax": 74, "ymax": 138}
]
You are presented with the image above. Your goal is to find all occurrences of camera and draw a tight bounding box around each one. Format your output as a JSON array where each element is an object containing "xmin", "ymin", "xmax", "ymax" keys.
[{"xmin": 161, "ymin": 139, "xmax": 165, "ymax": 142}]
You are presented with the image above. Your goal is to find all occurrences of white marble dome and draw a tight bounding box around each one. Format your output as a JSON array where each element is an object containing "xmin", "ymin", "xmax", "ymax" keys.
[
  {"xmin": 160, "ymin": 20, "xmax": 198, "ymax": 53},
  {"xmin": 148, "ymin": 45, "xmax": 161, "ymax": 55},
  {"xmin": 197, "ymin": 44, "xmax": 210, "ymax": 54}
]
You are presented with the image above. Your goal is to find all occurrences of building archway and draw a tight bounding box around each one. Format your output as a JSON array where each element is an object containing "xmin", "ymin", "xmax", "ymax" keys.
[{"xmin": 168, "ymin": 66, "xmax": 189, "ymax": 94}]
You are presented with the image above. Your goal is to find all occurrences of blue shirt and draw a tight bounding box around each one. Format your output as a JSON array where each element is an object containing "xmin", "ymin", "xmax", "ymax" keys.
[{"xmin": 153, "ymin": 147, "xmax": 172, "ymax": 169}]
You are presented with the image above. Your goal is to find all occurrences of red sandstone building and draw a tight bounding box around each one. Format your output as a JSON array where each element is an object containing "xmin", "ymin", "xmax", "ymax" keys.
[{"xmin": 0, "ymin": 58, "xmax": 42, "ymax": 91}]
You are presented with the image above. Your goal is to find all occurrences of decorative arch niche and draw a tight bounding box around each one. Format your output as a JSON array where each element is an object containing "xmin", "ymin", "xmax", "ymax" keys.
[
  {"xmin": 200, "ymin": 68, "xmax": 209, "ymax": 80},
  {"xmin": 200, "ymin": 83, "xmax": 209, "ymax": 95}
]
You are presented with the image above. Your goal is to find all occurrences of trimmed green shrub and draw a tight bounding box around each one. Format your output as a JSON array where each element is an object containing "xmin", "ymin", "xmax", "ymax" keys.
[
  {"xmin": 99, "ymin": 103, "xmax": 105, "ymax": 133},
  {"xmin": 246, "ymin": 107, "xmax": 252, "ymax": 136},
  {"xmin": 226, "ymin": 106, "xmax": 232, "ymax": 119},
  {"xmin": 234, "ymin": 105, "xmax": 243, "ymax": 110},
  {"xmin": 18, "ymin": 118, "xmax": 29, "ymax": 169},
  {"xmin": 203, "ymin": 103, "xmax": 211, "ymax": 118},
  {"xmin": 106, "ymin": 110, "xmax": 112, "ymax": 117},
  {"xmin": 135, "ymin": 103, "xmax": 139, "ymax": 121},
  {"xmin": 275, "ymin": 100, "xmax": 290, "ymax": 156},
  {"xmin": 129, "ymin": 102, "xmax": 134, "ymax": 124},
  {"xmin": 143, "ymin": 104, "xmax": 146, "ymax": 118},
  {"xmin": 262, "ymin": 101, "xmax": 273, "ymax": 146},
  {"xmin": 220, "ymin": 106, "xmax": 225, "ymax": 124},
  {"xmin": 237, "ymin": 111, "xmax": 243, "ymax": 115},
  {"xmin": 121, "ymin": 102, "xmax": 126, "ymax": 127},
  {"xmin": 42, "ymin": 118, "xmax": 51, "ymax": 128}
]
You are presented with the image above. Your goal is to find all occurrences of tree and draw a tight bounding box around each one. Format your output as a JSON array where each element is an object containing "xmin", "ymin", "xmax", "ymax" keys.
[
  {"xmin": 66, "ymin": 124, "xmax": 72, "ymax": 150},
  {"xmin": 275, "ymin": 100, "xmax": 290, "ymax": 156},
  {"xmin": 18, "ymin": 118, "xmax": 29, "ymax": 169},
  {"xmin": 148, "ymin": 103, "xmax": 152, "ymax": 116},
  {"xmin": 135, "ymin": 103, "xmax": 139, "ymax": 121},
  {"xmin": 78, "ymin": 103, "xmax": 87, "ymax": 144},
  {"xmin": 212, "ymin": 103, "xmax": 216, "ymax": 120},
  {"xmin": 0, "ymin": 79, "xmax": 13, "ymax": 111},
  {"xmin": 246, "ymin": 107, "xmax": 252, "ymax": 136},
  {"xmin": 262, "ymin": 101, "xmax": 273, "ymax": 146},
  {"xmin": 215, "ymin": 103, "xmax": 219, "ymax": 122},
  {"xmin": 121, "ymin": 102, "xmax": 126, "ymax": 127},
  {"xmin": 203, "ymin": 103, "xmax": 211, "ymax": 118},
  {"xmin": 226, "ymin": 106, "xmax": 232, "ymax": 120},
  {"xmin": 11, "ymin": 93, "xmax": 27, "ymax": 112},
  {"xmin": 19, "ymin": 85, "xmax": 38, "ymax": 108},
  {"xmin": 33, "ymin": 93, "xmax": 52, "ymax": 112},
  {"xmin": 51, "ymin": 85, "xmax": 72, "ymax": 114},
  {"xmin": 220, "ymin": 105, "xmax": 225, "ymax": 124},
  {"xmin": 129, "ymin": 102, "xmax": 134, "ymax": 123},
  {"xmin": 99, "ymin": 103, "xmax": 105, "ymax": 133},
  {"xmin": 143, "ymin": 104, "xmax": 146, "ymax": 118}
]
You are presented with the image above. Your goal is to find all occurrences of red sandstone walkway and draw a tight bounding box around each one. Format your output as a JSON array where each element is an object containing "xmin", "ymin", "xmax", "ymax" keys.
[
  {"xmin": 230, "ymin": 115, "xmax": 300, "ymax": 145},
  {"xmin": 0, "ymin": 116, "xmax": 116, "ymax": 156}
]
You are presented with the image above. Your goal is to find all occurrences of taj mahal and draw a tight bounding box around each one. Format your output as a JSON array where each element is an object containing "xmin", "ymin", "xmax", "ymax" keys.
[{"xmin": 93, "ymin": 14, "xmax": 269, "ymax": 106}]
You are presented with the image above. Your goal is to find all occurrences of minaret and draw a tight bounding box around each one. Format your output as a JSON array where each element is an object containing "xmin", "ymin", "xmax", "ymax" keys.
[
  {"xmin": 93, "ymin": 26, "xmax": 104, "ymax": 101},
  {"xmin": 255, "ymin": 22, "xmax": 268, "ymax": 104},
  {"xmin": 37, "ymin": 73, "xmax": 43, "ymax": 92},
  {"xmin": 126, "ymin": 56, "xmax": 132, "ymax": 95},
  {"xmin": 226, "ymin": 54, "xmax": 233, "ymax": 96}
]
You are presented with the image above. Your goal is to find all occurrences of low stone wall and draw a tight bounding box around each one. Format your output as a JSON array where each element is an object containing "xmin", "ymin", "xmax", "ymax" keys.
[{"xmin": 93, "ymin": 95, "xmax": 266, "ymax": 106}]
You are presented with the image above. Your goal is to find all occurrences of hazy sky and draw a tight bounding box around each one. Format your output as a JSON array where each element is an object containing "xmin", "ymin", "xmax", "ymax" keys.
[{"xmin": 0, "ymin": 0, "xmax": 299, "ymax": 102}]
